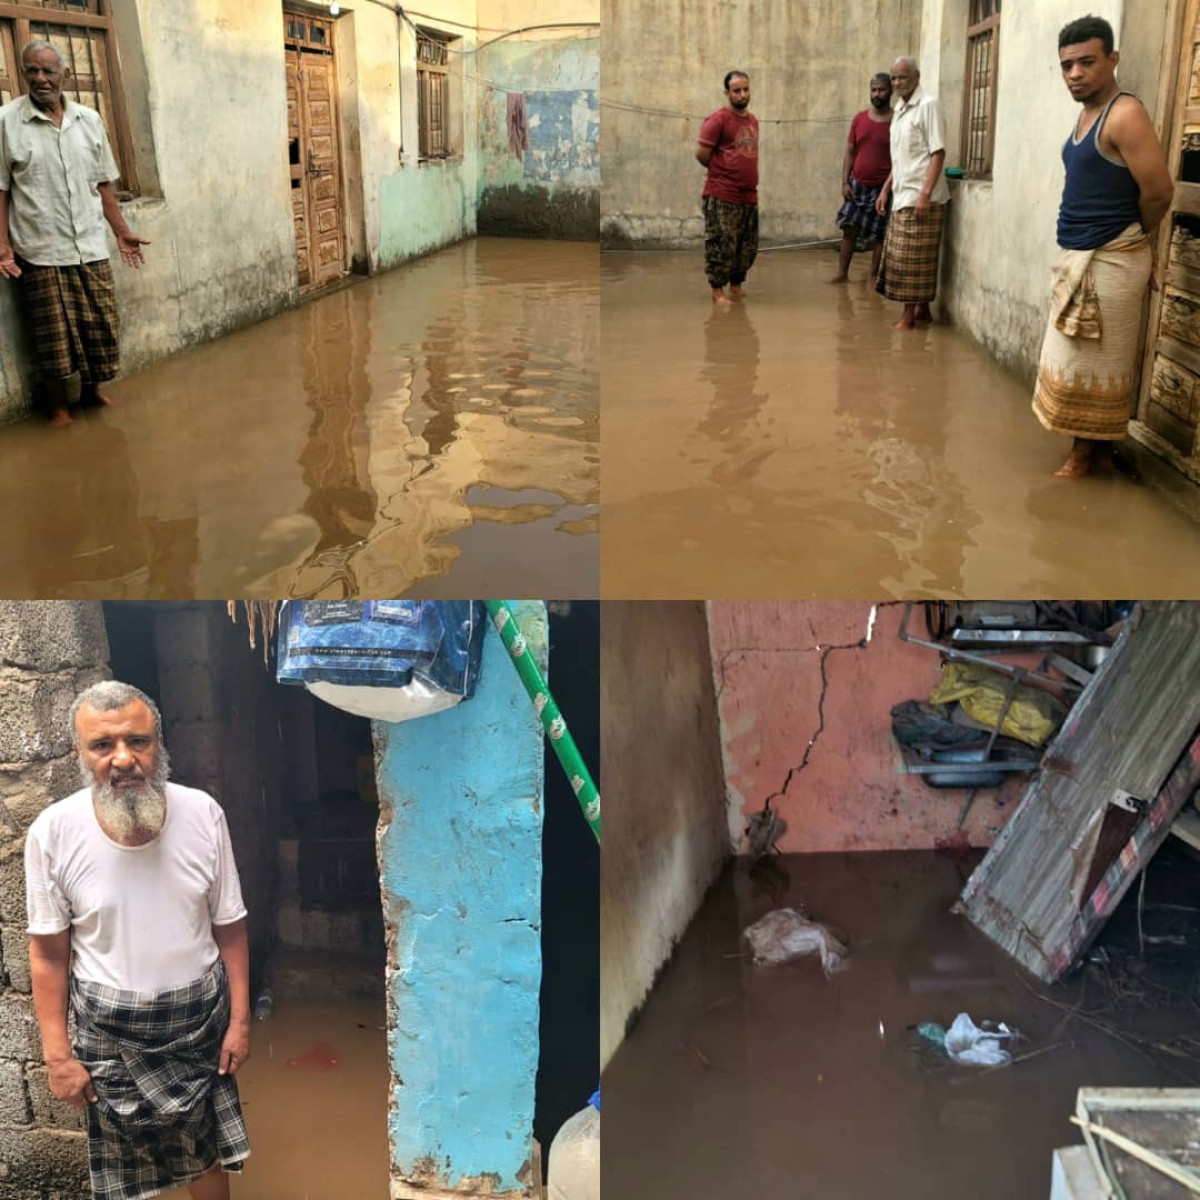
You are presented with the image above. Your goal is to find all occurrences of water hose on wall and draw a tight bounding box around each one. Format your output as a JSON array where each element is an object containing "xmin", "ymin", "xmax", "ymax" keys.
[{"xmin": 485, "ymin": 600, "xmax": 601, "ymax": 844}]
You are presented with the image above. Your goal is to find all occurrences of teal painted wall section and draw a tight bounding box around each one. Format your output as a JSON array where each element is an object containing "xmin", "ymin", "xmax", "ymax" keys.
[
  {"xmin": 378, "ymin": 156, "xmax": 480, "ymax": 270},
  {"xmin": 375, "ymin": 601, "xmax": 547, "ymax": 1195},
  {"xmin": 477, "ymin": 37, "xmax": 599, "ymax": 239}
]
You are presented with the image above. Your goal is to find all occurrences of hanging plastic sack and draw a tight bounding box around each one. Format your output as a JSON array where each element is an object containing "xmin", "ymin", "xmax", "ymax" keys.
[
  {"xmin": 547, "ymin": 1091, "xmax": 599, "ymax": 1200},
  {"xmin": 276, "ymin": 601, "xmax": 486, "ymax": 723},
  {"xmin": 742, "ymin": 908, "xmax": 849, "ymax": 976}
]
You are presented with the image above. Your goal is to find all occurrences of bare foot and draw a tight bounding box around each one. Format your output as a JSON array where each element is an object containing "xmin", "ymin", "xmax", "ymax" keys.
[
  {"xmin": 729, "ymin": 285, "xmax": 747, "ymax": 300},
  {"xmin": 829, "ymin": 275, "xmax": 849, "ymax": 284},
  {"xmin": 711, "ymin": 288, "xmax": 732, "ymax": 306},
  {"xmin": 890, "ymin": 316, "xmax": 916, "ymax": 330},
  {"xmin": 47, "ymin": 408, "xmax": 73, "ymax": 428},
  {"xmin": 1054, "ymin": 449, "xmax": 1095, "ymax": 478}
]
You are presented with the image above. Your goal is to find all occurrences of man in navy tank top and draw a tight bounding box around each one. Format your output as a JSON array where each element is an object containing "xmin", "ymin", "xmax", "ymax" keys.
[{"xmin": 1033, "ymin": 15, "xmax": 1173, "ymax": 478}]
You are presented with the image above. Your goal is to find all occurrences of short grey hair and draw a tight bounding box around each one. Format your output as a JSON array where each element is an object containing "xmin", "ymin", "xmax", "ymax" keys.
[
  {"xmin": 21, "ymin": 40, "xmax": 64, "ymax": 68},
  {"xmin": 69, "ymin": 680, "xmax": 164, "ymax": 748},
  {"xmin": 893, "ymin": 55, "xmax": 919, "ymax": 74}
]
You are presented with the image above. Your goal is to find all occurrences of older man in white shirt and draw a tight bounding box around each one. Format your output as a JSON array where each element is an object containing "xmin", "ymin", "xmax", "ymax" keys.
[
  {"xmin": 875, "ymin": 57, "xmax": 951, "ymax": 330},
  {"xmin": 0, "ymin": 40, "xmax": 149, "ymax": 426}
]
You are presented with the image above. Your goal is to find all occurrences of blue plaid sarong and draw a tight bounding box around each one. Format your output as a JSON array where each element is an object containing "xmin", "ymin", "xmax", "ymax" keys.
[{"xmin": 836, "ymin": 178, "xmax": 890, "ymax": 243}]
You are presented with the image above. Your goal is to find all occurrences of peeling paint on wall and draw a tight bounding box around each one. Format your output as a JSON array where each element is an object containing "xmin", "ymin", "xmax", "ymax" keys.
[
  {"xmin": 374, "ymin": 602, "xmax": 547, "ymax": 1197},
  {"xmin": 478, "ymin": 37, "xmax": 599, "ymax": 240}
]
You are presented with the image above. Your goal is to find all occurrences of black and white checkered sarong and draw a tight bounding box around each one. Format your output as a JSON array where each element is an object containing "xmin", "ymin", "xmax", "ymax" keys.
[{"xmin": 71, "ymin": 959, "xmax": 250, "ymax": 1200}]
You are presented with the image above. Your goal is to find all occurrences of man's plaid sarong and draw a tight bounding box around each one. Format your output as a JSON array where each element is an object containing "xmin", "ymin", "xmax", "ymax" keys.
[
  {"xmin": 835, "ymin": 179, "xmax": 889, "ymax": 243},
  {"xmin": 876, "ymin": 203, "xmax": 947, "ymax": 304},
  {"xmin": 72, "ymin": 959, "xmax": 250, "ymax": 1200},
  {"xmin": 16, "ymin": 257, "xmax": 120, "ymax": 382}
]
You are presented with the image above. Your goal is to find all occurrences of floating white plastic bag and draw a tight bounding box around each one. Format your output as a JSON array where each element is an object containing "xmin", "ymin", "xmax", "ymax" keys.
[
  {"xmin": 742, "ymin": 908, "xmax": 849, "ymax": 976},
  {"xmin": 944, "ymin": 1012, "xmax": 1014, "ymax": 1066}
]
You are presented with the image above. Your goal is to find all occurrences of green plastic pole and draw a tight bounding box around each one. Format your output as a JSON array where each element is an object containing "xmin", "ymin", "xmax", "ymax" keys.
[{"xmin": 484, "ymin": 600, "xmax": 601, "ymax": 843}]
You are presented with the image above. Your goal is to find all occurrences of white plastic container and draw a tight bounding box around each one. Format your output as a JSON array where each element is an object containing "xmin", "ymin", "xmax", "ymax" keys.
[{"xmin": 547, "ymin": 1102, "xmax": 600, "ymax": 1200}]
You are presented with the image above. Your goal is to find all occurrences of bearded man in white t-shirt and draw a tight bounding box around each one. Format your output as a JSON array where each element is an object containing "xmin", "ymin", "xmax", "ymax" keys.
[{"xmin": 24, "ymin": 680, "xmax": 252, "ymax": 1200}]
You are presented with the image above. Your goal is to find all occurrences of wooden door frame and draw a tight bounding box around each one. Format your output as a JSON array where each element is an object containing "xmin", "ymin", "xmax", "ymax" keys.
[
  {"xmin": 283, "ymin": 3, "xmax": 348, "ymax": 291},
  {"xmin": 1130, "ymin": 0, "xmax": 1200, "ymax": 480}
]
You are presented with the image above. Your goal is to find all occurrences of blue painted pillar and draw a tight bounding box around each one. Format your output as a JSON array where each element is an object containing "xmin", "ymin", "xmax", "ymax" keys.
[{"xmin": 374, "ymin": 602, "xmax": 547, "ymax": 1199}]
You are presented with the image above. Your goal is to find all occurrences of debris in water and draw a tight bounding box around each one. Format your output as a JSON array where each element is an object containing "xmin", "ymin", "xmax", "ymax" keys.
[{"xmin": 742, "ymin": 908, "xmax": 849, "ymax": 976}]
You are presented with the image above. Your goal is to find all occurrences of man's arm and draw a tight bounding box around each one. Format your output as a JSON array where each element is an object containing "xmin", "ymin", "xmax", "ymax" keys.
[
  {"xmin": 97, "ymin": 182, "xmax": 149, "ymax": 268},
  {"xmin": 1108, "ymin": 98, "xmax": 1174, "ymax": 289},
  {"xmin": 841, "ymin": 135, "xmax": 856, "ymax": 200},
  {"xmin": 915, "ymin": 150, "xmax": 946, "ymax": 217},
  {"xmin": 29, "ymin": 931, "xmax": 95, "ymax": 1107},
  {"xmin": 876, "ymin": 170, "xmax": 893, "ymax": 216},
  {"xmin": 0, "ymin": 190, "xmax": 19, "ymax": 279},
  {"xmin": 696, "ymin": 141, "xmax": 714, "ymax": 167},
  {"xmin": 213, "ymin": 918, "xmax": 251, "ymax": 1076}
]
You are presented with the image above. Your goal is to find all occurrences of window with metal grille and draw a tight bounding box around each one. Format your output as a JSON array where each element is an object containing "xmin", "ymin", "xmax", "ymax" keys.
[
  {"xmin": 962, "ymin": 0, "xmax": 1001, "ymax": 179},
  {"xmin": 417, "ymin": 30, "xmax": 451, "ymax": 161},
  {"xmin": 0, "ymin": 1, "xmax": 138, "ymax": 195}
]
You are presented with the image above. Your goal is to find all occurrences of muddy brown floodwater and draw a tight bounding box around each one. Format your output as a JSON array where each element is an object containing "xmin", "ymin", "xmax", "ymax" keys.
[
  {"xmin": 601, "ymin": 249, "xmax": 1200, "ymax": 599},
  {"xmin": 0, "ymin": 239, "xmax": 597, "ymax": 599},
  {"xmin": 159, "ymin": 997, "xmax": 390, "ymax": 1200},
  {"xmin": 603, "ymin": 852, "xmax": 1196, "ymax": 1200}
]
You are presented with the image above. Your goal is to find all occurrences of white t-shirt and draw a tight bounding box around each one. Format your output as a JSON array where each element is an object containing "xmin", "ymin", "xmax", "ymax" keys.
[{"xmin": 24, "ymin": 782, "xmax": 248, "ymax": 992}]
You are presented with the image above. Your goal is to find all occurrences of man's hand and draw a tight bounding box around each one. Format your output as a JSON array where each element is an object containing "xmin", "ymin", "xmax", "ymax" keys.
[
  {"xmin": 875, "ymin": 191, "xmax": 889, "ymax": 217},
  {"xmin": 47, "ymin": 1056, "xmax": 96, "ymax": 1107},
  {"xmin": 0, "ymin": 245, "xmax": 20, "ymax": 279},
  {"xmin": 842, "ymin": 182, "xmax": 853, "ymax": 202},
  {"xmin": 115, "ymin": 231, "xmax": 149, "ymax": 268},
  {"xmin": 914, "ymin": 191, "xmax": 932, "ymax": 219},
  {"xmin": 218, "ymin": 1016, "xmax": 250, "ymax": 1076}
]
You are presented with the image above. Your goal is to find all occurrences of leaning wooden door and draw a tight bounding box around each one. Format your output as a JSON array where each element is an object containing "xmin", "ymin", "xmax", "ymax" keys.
[
  {"xmin": 284, "ymin": 9, "xmax": 346, "ymax": 292},
  {"xmin": 1133, "ymin": 0, "xmax": 1200, "ymax": 481}
]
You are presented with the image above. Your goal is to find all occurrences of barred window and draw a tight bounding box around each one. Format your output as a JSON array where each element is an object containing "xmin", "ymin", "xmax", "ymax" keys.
[
  {"xmin": 0, "ymin": 1, "xmax": 138, "ymax": 195},
  {"xmin": 417, "ymin": 30, "xmax": 452, "ymax": 161},
  {"xmin": 962, "ymin": 0, "xmax": 1001, "ymax": 178}
]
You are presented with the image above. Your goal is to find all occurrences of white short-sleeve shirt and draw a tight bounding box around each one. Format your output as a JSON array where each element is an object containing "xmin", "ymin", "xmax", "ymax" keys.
[
  {"xmin": 0, "ymin": 95, "xmax": 120, "ymax": 266},
  {"xmin": 889, "ymin": 86, "xmax": 951, "ymax": 211},
  {"xmin": 24, "ymin": 782, "xmax": 247, "ymax": 993}
]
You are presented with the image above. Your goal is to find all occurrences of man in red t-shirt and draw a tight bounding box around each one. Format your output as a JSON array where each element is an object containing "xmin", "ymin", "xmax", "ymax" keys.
[
  {"xmin": 831, "ymin": 73, "xmax": 893, "ymax": 285},
  {"xmin": 696, "ymin": 71, "xmax": 759, "ymax": 305}
]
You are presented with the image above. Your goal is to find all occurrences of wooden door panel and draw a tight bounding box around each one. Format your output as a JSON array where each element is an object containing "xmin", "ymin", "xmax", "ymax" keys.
[
  {"xmin": 284, "ymin": 13, "xmax": 345, "ymax": 291},
  {"xmin": 1137, "ymin": 0, "xmax": 1200, "ymax": 471}
]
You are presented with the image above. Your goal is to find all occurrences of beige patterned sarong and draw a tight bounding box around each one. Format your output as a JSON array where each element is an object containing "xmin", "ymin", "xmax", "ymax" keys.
[{"xmin": 1033, "ymin": 223, "xmax": 1151, "ymax": 440}]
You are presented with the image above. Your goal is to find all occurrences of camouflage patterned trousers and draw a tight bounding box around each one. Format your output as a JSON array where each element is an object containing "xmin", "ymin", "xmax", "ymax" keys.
[{"xmin": 702, "ymin": 196, "xmax": 759, "ymax": 289}]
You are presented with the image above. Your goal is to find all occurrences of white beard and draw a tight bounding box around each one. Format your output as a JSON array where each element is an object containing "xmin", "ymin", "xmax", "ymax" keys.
[{"xmin": 84, "ymin": 749, "xmax": 171, "ymax": 844}]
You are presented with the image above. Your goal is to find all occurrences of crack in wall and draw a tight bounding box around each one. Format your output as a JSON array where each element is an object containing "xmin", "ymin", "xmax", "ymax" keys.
[{"xmin": 716, "ymin": 604, "xmax": 904, "ymax": 830}]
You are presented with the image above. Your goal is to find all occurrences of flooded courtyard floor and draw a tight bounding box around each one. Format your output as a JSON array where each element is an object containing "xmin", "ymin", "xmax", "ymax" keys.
[
  {"xmin": 601, "ymin": 249, "xmax": 1200, "ymax": 598},
  {"xmin": 603, "ymin": 851, "xmax": 1200, "ymax": 1199},
  {"xmin": 0, "ymin": 238, "xmax": 597, "ymax": 599},
  {"xmin": 160, "ymin": 996, "xmax": 390, "ymax": 1200}
]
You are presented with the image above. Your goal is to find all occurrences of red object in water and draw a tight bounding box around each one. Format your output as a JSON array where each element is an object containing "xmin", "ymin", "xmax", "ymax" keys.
[
  {"xmin": 934, "ymin": 830, "xmax": 973, "ymax": 856},
  {"xmin": 286, "ymin": 1042, "xmax": 340, "ymax": 1071}
]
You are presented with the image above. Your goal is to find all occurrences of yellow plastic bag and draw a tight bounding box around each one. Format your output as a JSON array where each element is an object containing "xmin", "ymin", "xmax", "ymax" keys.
[{"xmin": 929, "ymin": 661, "xmax": 1065, "ymax": 748}]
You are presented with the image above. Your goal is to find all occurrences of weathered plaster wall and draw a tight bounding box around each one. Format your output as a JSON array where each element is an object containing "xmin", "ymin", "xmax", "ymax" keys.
[
  {"xmin": 709, "ymin": 602, "xmax": 1032, "ymax": 856},
  {"xmin": 599, "ymin": 602, "xmax": 728, "ymax": 1070},
  {"xmin": 600, "ymin": 0, "xmax": 922, "ymax": 247},
  {"xmin": 0, "ymin": 602, "xmax": 109, "ymax": 1197},
  {"xmin": 379, "ymin": 4, "xmax": 482, "ymax": 268},
  {"xmin": 375, "ymin": 602, "xmax": 547, "ymax": 1199},
  {"xmin": 0, "ymin": 0, "xmax": 297, "ymax": 424},
  {"xmin": 925, "ymin": 0, "xmax": 1172, "ymax": 384},
  {"xmin": 476, "ymin": 35, "xmax": 599, "ymax": 240}
]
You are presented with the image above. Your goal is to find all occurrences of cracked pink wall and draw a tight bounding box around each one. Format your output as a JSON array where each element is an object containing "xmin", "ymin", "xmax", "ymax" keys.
[{"xmin": 710, "ymin": 602, "xmax": 1031, "ymax": 853}]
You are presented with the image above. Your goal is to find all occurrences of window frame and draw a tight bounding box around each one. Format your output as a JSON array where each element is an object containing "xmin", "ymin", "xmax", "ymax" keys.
[
  {"xmin": 416, "ymin": 27, "xmax": 453, "ymax": 163},
  {"xmin": 961, "ymin": 0, "xmax": 1002, "ymax": 180},
  {"xmin": 0, "ymin": 1, "xmax": 138, "ymax": 196}
]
